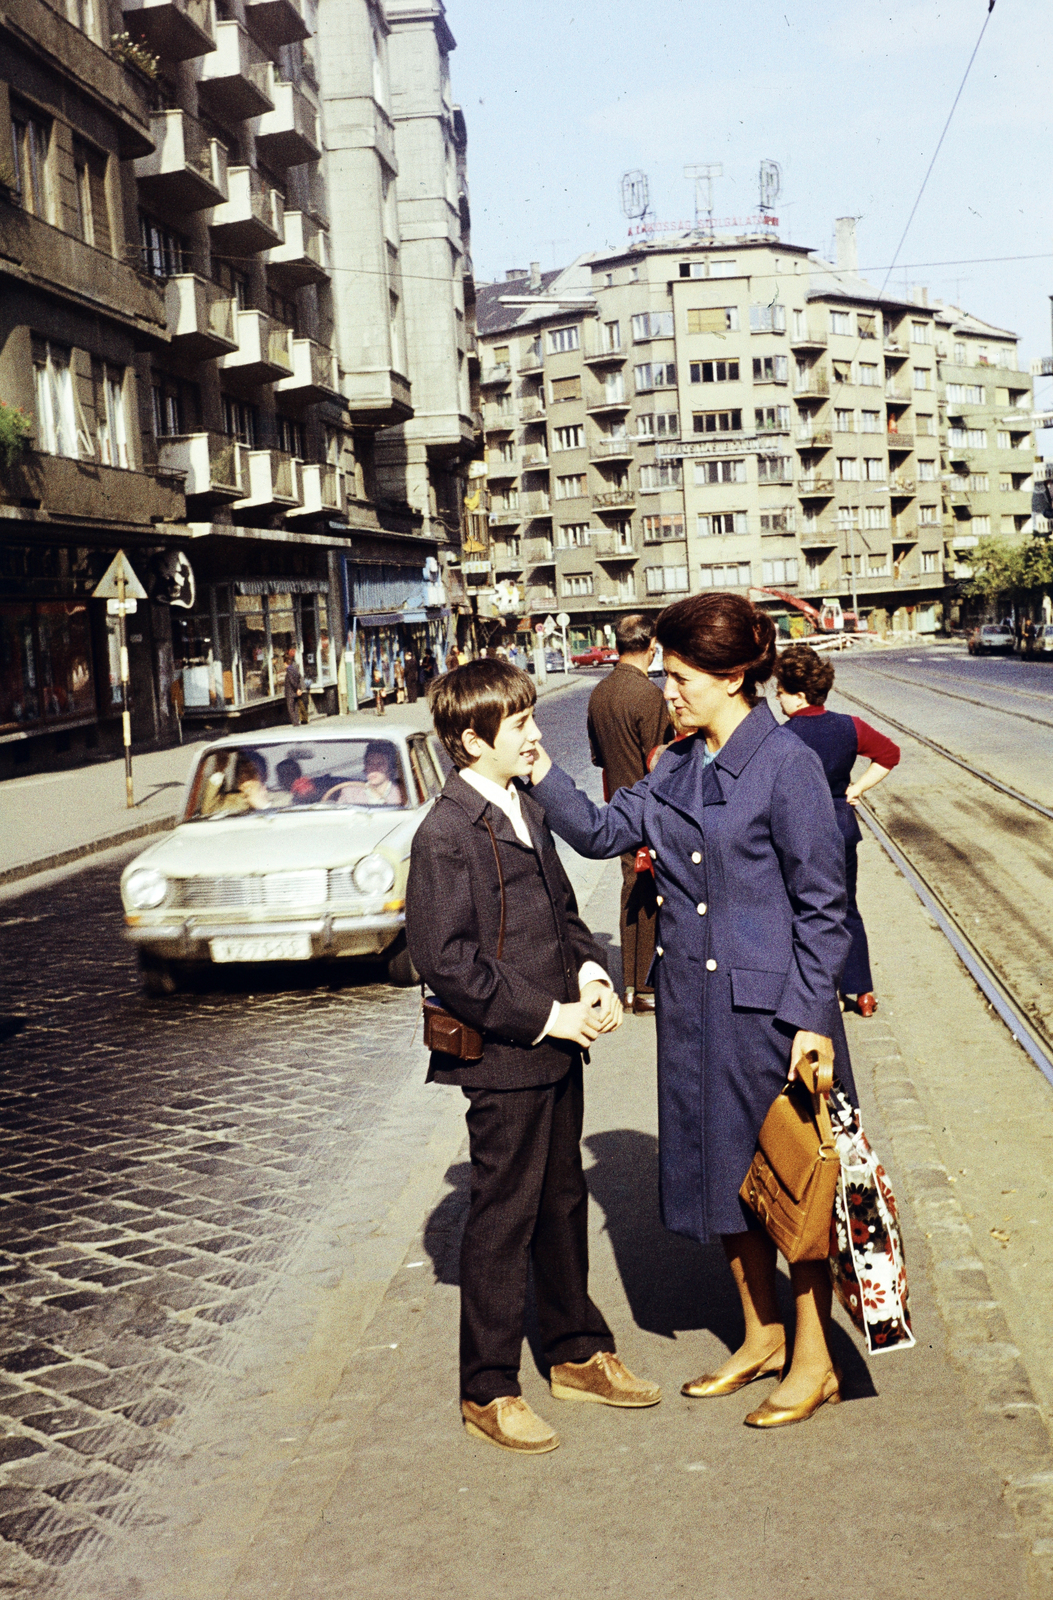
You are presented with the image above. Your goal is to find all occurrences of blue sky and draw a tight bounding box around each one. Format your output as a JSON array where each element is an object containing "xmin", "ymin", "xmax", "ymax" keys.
[{"xmin": 447, "ymin": 0, "xmax": 1052, "ymax": 403}]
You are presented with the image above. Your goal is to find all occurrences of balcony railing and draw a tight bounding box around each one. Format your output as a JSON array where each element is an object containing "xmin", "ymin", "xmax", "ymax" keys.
[
  {"xmin": 486, "ymin": 455, "xmax": 519, "ymax": 480},
  {"xmin": 594, "ymin": 488, "xmax": 635, "ymax": 509},
  {"xmin": 886, "ymin": 431, "xmax": 914, "ymax": 451},
  {"xmin": 276, "ymin": 337, "xmax": 339, "ymax": 402},
  {"xmin": 235, "ymin": 448, "xmax": 301, "ymax": 510},
  {"xmin": 219, "ymin": 309, "xmax": 293, "ymax": 384},
  {"xmin": 135, "ymin": 110, "xmax": 227, "ymax": 210},
  {"xmin": 526, "ymin": 587, "xmax": 557, "ymax": 607},
  {"xmin": 590, "ymin": 437, "xmax": 633, "ymax": 459},
  {"xmin": 208, "ymin": 166, "xmax": 283, "ymax": 254},
  {"xmin": 889, "ymin": 475, "xmax": 916, "ymax": 496},
  {"xmin": 252, "ymin": 69, "xmax": 321, "ymax": 169},
  {"xmin": 789, "ymin": 327, "xmax": 827, "ymax": 351},
  {"xmin": 795, "ymin": 428, "xmax": 832, "ymax": 450},
  {"xmin": 164, "ymin": 274, "xmax": 237, "ymax": 358},
  {"xmin": 793, "ymin": 367, "xmax": 829, "ymax": 398},
  {"xmin": 122, "ymin": 0, "xmax": 214, "ymax": 59},
  {"xmin": 488, "ymin": 504, "xmax": 521, "ymax": 525},
  {"xmin": 519, "ymin": 397, "xmax": 547, "ymax": 422},
  {"xmin": 520, "ymin": 449, "xmax": 550, "ymax": 470},
  {"xmin": 288, "ymin": 462, "xmax": 343, "ymax": 517},
  {"xmin": 157, "ymin": 431, "xmax": 244, "ymax": 500},
  {"xmin": 525, "ymin": 541, "xmax": 555, "ymax": 564},
  {"xmin": 885, "ymin": 383, "xmax": 911, "ymax": 404},
  {"xmin": 583, "ymin": 344, "xmax": 626, "ymax": 365},
  {"xmin": 195, "ymin": 20, "xmax": 273, "ymax": 121},
  {"xmin": 522, "ymin": 493, "xmax": 553, "ymax": 518},
  {"xmin": 586, "ymin": 388, "xmax": 631, "ymax": 412},
  {"xmin": 797, "ymin": 476, "xmax": 834, "ymax": 497},
  {"xmin": 492, "ymin": 546, "xmax": 522, "ymax": 572},
  {"xmin": 265, "ymin": 210, "xmax": 328, "ymax": 287},
  {"xmin": 518, "ymin": 350, "xmax": 543, "ymax": 374},
  {"xmin": 480, "ymin": 363, "xmax": 512, "ymax": 386},
  {"xmin": 483, "ymin": 404, "xmax": 516, "ymax": 431},
  {"xmin": 243, "ymin": 0, "xmax": 309, "ymax": 47},
  {"xmin": 592, "ymin": 531, "xmax": 636, "ymax": 558}
]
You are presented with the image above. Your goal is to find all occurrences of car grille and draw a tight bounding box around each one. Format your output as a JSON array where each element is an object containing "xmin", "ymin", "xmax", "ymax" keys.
[{"xmin": 170, "ymin": 870, "xmax": 368, "ymax": 911}]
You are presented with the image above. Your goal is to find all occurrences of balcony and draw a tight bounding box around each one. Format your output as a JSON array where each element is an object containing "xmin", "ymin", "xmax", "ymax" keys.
[
  {"xmin": 518, "ymin": 350, "xmax": 544, "ymax": 375},
  {"xmin": 790, "ymin": 327, "xmax": 827, "ymax": 352},
  {"xmin": 276, "ymin": 337, "xmax": 340, "ymax": 403},
  {"xmin": 122, "ymin": 0, "xmax": 214, "ymax": 58},
  {"xmin": 795, "ymin": 428, "xmax": 832, "ymax": 451},
  {"xmin": 886, "ymin": 431, "xmax": 914, "ymax": 452},
  {"xmin": 492, "ymin": 546, "xmax": 522, "ymax": 573},
  {"xmin": 522, "ymin": 493, "xmax": 553, "ymax": 519},
  {"xmin": 244, "ymin": 0, "xmax": 308, "ymax": 47},
  {"xmin": 479, "ymin": 364, "xmax": 512, "ymax": 387},
  {"xmin": 594, "ymin": 488, "xmax": 635, "ymax": 510},
  {"xmin": 264, "ymin": 211, "xmax": 329, "ymax": 288},
  {"xmin": 583, "ymin": 344, "xmax": 626, "ymax": 367},
  {"xmin": 520, "ymin": 397, "xmax": 547, "ymax": 423},
  {"xmin": 889, "ymin": 475, "xmax": 916, "ymax": 497},
  {"xmin": 592, "ymin": 531, "xmax": 636, "ymax": 559},
  {"xmin": 483, "ymin": 405, "xmax": 516, "ymax": 433},
  {"xmin": 885, "ymin": 383, "xmax": 911, "ymax": 405},
  {"xmin": 520, "ymin": 448, "xmax": 550, "ymax": 470},
  {"xmin": 164, "ymin": 274, "xmax": 237, "ymax": 358},
  {"xmin": 525, "ymin": 540, "xmax": 555, "ymax": 564},
  {"xmin": 590, "ymin": 437, "xmax": 633, "ymax": 461},
  {"xmin": 487, "ymin": 455, "xmax": 519, "ymax": 481},
  {"xmin": 0, "ymin": 202, "xmax": 165, "ymax": 340},
  {"xmin": 797, "ymin": 476, "xmax": 834, "ymax": 498},
  {"xmin": 195, "ymin": 21, "xmax": 273, "ymax": 122},
  {"xmin": 233, "ymin": 448, "xmax": 302, "ymax": 514},
  {"xmin": 156, "ymin": 431, "xmax": 243, "ymax": 501},
  {"xmin": 488, "ymin": 504, "xmax": 522, "ymax": 526},
  {"xmin": 252, "ymin": 70, "xmax": 321, "ymax": 169},
  {"xmin": 586, "ymin": 389, "xmax": 631, "ymax": 415},
  {"xmin": 219, "ymin": 309, "xmax": 293, "ymax": 384},
  {"xmin": 208, "ymin": 166, "xmax": 283, "ymax": 254},
  {"xmin": 135, "ymin": 110, "xmax": 227, "ymax": 211},
  {"xmin": 526, "ymin": 586, "xmax": 557, "ymax": 608},
  {"xmin": 288, "ymin": 462, "xmax": 344, "ymax": 518},
  {"xmin": 798, "ymin": 525, "xmax": 838, "ymax": 549},
  {"xmin": 883, "ymin": 339, "xmax": 909, "ymax": 362},
  {"xmin": 793, "ymin": 367, "xmax": 829, "ymax": 399},
  {"xmin": 0, "ymin": 450, "xmax": 183, "ymax": 525}
]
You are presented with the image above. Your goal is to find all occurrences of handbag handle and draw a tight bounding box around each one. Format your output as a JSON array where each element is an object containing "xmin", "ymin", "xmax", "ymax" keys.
[
  {"xmin": 480, "ymin": 817, "xmax": 506, "ymax": 961},
  {"xmin": 796, "ymin": 1049, "xmax": 833, "ymax": 1100}
]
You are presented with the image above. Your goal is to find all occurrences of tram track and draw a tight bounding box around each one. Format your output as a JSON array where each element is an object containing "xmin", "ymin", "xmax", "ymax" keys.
[{"xmin": 842, "ymin": 658, "xmax": 1053, "ymax": 730}]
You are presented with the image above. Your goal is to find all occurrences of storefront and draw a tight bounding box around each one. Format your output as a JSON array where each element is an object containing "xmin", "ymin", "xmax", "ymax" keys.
[
  {"xmin": 172, "ymin": 578, "xmax": 336, "ymax": 713},
  {"xmin": 343, "ymin": 553, "xmax": 450, "ymax": 707}
]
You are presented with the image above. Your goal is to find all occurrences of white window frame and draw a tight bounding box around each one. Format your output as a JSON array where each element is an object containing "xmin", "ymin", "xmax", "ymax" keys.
[{"xmin": 33, "ymin": 343, "xmax": 80, "ymax": 459}]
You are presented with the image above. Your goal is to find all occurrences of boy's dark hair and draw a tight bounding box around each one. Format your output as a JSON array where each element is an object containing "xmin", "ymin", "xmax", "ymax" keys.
[
  {"xmin": 773, "ymin": 643, "xmax": 835, "ymax": 705},
  {"xmin": 430, "ymin": 659, "xmax": 537, "ymax": 769},
  {"xmin": 614, "ymin": 612, "xmax": 656, "ymax": 655}
]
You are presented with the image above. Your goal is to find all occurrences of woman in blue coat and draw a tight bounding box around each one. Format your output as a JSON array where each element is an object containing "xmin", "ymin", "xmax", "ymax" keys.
[{"xmin": 530, "ymin": 594, "xmax": 856, "ymax": 1428}]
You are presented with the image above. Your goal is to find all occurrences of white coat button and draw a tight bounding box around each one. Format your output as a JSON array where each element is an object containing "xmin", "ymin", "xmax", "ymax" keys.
[
  {"xmin": 656, "ymin": 895, "xmax": 664, "ymax": 905},
  {"xmin": 691, "ymin": 851, "xmax": 702, "ymax": 864},
  {"xmin": 656, "ymin": 946, "xmax": 664, "ymax": 957},
  {"xmin": 697, "ymin": 902, "xmax": 707, "ymax": 916},
  {"xmin": 705, "ymin": 959, "xmax": 717, "ymax": 971},
  {"xmin": 649, "ymin": 848, "xmax": 657, "ymax": 859}
]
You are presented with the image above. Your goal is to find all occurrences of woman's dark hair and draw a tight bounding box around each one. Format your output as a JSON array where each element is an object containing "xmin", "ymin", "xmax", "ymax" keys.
[
  {"xmin": 429, "ymin": 659, "xmax": 536, "ymax": 769},
  {"xmin": 655, "ymin": 593, "xmax": 777, "ymax": 707},
  {"xmin": 773, "ymin": 644, "xmax": 835, "ymax": 706}
]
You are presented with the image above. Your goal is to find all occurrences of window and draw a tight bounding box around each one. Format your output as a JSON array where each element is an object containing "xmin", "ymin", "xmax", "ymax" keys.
[
  {"xmin": 997, "ymin": 431, "xmax": 1012, "ymax": 450},
  {"xmin": 863, "ymin": 505, "xmax": 889, "ymax": 530},
  {"xmin": 946, "ymin": 383, "xmax": 985, "ymax": 405},
  {"xmin": 916, "ymin": 414, "xmax": 935, "ymax": 437},
  {"xmin": 632, "ymin": 311, "xmax": 674, "ymax": 340},
  {"xmin": 699, "ymin": 562, "xmax": 751, "ymax": 587},
  {"xmin": 836, "ymin": 457, "xmax": 861, "ymax": 481},
  {"xmin": 690, "ymin": 360, "xmax": 740, "ymax": 384},
  {"xmin": 551, "ymin": 375, "xmax": 581, "ymax": 404},
  {"xmin": 760, "ymin": 510, "xmax": 795, "ymax": 534},
  {"xmin": 644, "ymin": 565, "xmax": 689, "ymax": 594},
  {"xmin": 548, "ymin": 326, "xmax": 580, "ymax": 353},
  {"xmin": 922, "ymin": 551, "xmax": 939, "ymax": 573},
  {"xmin": 864, "ymin": 457, "xmax": 886, "ymax": 481},
  {"xmin": 754, "ymin": 405, "xmax": 790, "ymax": 432},
  {"xmin": 10, "ymin": 109, "xmax": 52, "ymax": 220},
  {"xmin": 708, "ymin": 259, "xmax": 738, "ymax": 279},
  {"xmin": 918, "ymin": 505, "xmax": 939, "ymax": 525},
  {"xmin": 912, "ymin": 368, "xmax": 931, "ymax": 390},
  {"xmin": 949, "ymin": 427, "xmax": 988, "ymax": 450},
  {"xmin": 910, "ymin": 321, "xmax": 931, "ymax": 345},
  {"xmin": 698, "ymin": 512, "xmax": 748, "ymax": 537},
  {"xmin": 642, "ymin": 514, "xmax": 685, "ymax": 542},
  {"xmin": 635, "ymin": 362, "xmax": 676, "ymax": 390},
  {"xmin": 561, "ymin": 572, "xmax": 593, "ymax": 596},
  {"xmin": 687, "ymin": 306, "xmax": 739, "ymax": 334},
  {"xmin": 970, "ymin": 516, "xmax": 991, "ymax": 536},
  {"xmin": 492, "ymin": 345, "xmax": 509, "ymax": 365},
  {"xmin": 555, "ymin": 473, "xmax": 586, "ymax": 500},
  {"xmin": 858, "ymin": 363, "xmax": 880, "ymax": 387},
  {"xmin": 638, "ymin": 461, "xmax": 682, "ymax": 491},
  {"xmin": 752, "ymin": 355, "xmax": 788, "ymax": 383},
  {"xmin": 917, "ymin": 459, "xmax": 937, "ymax": 481},
  {"xmin": 637, "ymin": 411, "xmax": 679, "ymax": 438},
  {"xmin": 757, "ymin": 455, "xmax": 792, "ymax": 482},
  {"xmin": 695, "ymin": 408, "xmax": 743, "ymax": 434},
  {"xmin": 602, "ymin": 321, "xmax": 621, "ymax": 352},
  {"xmin": 762, "ymin": 558, "xmax": 798, "ymax": 584},
  {"xmin": 695, "ymin": 459, "xmax": 745, "ymax": 485},
  {"xmin": 275, "ymin": 416, "xmax": 304, "ymax": 457},
  {"xmin": 831, "ymin": 359, "xmax": 852, "ymax": 384},
  {"xmin": 834, "ymin": 409, "xmax": 855, "ymax": 433},
  {"xmin": 223, "ymin": 395, "xmax": 260, "ymax": 447},
  {"xmin": 966, "ymin": 474, "xmax": 990, "ymax": 492},
  {"xmin": 97, "ymin": 367, "xmax": 129, "ymax": 467},
  {"xmin": 866, "ymin": 552, "xmax": 890, "ymax": 576},
  {"xmin": 861, "ymin": 410, "xmax": 881, "ymax": 433},
  {"xmin": 141, "ymin": 214, "xmax": 189, "ymax": 278},
  {"xmin": 556, "ymin": 523, "xmax": 590, "ymax": 548},
  {"xmin": 857, "ymin": 313, "xmax": 877, "ymax": 340},
  {"xmin": 749, "ymin": 304, "xmax": 786, "ymax": 333},
  {"xmin": 552, "ymin": 424, "xmax": 583, "ymax": 452},
  {"xmin": 32, "ymin": 342, "xmax": 80, "ymax": 458},
  {"xmin": 830, "ymin": 311, "xmax": 851, "ymax": 337},
  {"xmin": 835, "ymin": 507, "xmax": 859, "ymax": 531}
]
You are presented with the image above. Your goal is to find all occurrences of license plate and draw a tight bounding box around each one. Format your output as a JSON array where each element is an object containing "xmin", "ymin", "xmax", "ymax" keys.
[{"xmin": 210, "ymin": 935, "xmax": 313, "ymax": 963}]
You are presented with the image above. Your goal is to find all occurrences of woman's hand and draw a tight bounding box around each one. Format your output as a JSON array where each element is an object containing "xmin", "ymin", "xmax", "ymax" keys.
[
  {"xmin": 788, "ymin": 1030, "xmax": 834, "ymax": 1087},
  {"xmin": 845, "ymin": 761, "xmax": 892, "ymax": 809},
  {"xmin": 580, "ymin": 979, "xmax": 623, "ymax": 1033},
  {"xmin": 529, "ymin": 743, "xmax": 552, "ymax": 784}
]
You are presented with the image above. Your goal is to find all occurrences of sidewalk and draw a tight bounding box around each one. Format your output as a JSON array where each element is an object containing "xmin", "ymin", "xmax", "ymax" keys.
[
  {"xmin": 0, "ymin": 670, "xmax": 582, "ymax": 886},
  {"xmin": 69, "ymin": 842, "xmax": 1053, "ymax": 1600}
]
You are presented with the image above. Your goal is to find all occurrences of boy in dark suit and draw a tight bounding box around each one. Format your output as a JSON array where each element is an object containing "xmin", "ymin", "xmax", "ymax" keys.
[{"xmin": 407, "ymin": 660, "xmax": 660, "ymax": 1454}]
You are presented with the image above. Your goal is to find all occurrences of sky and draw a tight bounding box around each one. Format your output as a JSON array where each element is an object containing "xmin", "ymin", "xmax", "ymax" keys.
[{"xmin": 446, "ymin": 0, "xmax": 1052, "ymax": 414}]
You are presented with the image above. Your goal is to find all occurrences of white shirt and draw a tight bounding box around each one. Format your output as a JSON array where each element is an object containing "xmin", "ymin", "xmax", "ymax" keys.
[{"xmin": 461, "ymin": 768, "xmax": 612, "ymax": 1040}]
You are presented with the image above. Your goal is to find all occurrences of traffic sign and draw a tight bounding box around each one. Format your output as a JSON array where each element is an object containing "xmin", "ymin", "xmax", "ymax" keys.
[
  {"xmin": 93, "ymin": 550, "xmax": 147, "ymax": 601},
  {"xmin": 534, "ymin": 623, "xmax": 546, "ymax": 635},
  {"xmin": 556, "ymin": 612, "xmax": 570, "ymax": 628},
  {"xmin": 106, "ymin": 598, "xmax": 137, "ymax": 616},
  {"xmin": 543, "ymin": 614, "xmax": 557, "ymax": 636}
]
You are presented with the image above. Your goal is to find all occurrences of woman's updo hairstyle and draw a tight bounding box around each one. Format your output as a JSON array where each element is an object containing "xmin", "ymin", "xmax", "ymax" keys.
[{"xmin": 655, "ymin": 593, "xmax": 777, "ymax": 707}]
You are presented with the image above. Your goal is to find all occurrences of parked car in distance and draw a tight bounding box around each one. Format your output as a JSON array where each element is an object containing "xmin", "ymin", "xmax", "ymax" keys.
[
  {"xmin": 121, "ymin": 726, "xmax": 448, "ymax": 994},
  {"xmin": 570, "ymin": 645, "xmax": 618, "ymax": 668},
  {"xmin": 544, "ymin": 649, "xmax": 566, "ymax": 673},
  {"xmin": 967, "ymin": 623, "xmax": 1015, "ymax": 656},
  {"xmin": 1038, "ymin": 623, "xmax": 1053, "ymax": 655}
]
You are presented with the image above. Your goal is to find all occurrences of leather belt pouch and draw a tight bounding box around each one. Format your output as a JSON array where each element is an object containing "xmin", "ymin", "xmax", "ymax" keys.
[{"xmin": 422, "ymin": 996, "xmax": 484, "ymax": 1062}]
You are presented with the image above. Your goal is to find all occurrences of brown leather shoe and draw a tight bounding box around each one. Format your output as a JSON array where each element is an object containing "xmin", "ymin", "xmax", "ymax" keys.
[
  {"xmin": 550, "ymin": 1351, "xmax": 661, "ymax": 1407},
  {"xmin": 461, "ymin": 1396, "xmax": 560, "ymax": 1453},
  {"xmin": 856, "ymin": 992, "xmax": 878, "ymax": 1017},
  {"xmin": 632, "ymin": 992, "xmax": 656, "ymax": 1015}
]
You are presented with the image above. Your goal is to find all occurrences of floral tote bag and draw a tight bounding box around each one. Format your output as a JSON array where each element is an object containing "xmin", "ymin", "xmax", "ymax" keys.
[{"xmin": 827, "ymin": 1087, "xmax": 915, "ymax": 1355}]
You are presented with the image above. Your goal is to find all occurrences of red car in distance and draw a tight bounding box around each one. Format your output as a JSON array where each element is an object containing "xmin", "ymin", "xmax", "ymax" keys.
[{"xmin": 570, "ymin": 645, "xmax": 618, "ymax": 668}]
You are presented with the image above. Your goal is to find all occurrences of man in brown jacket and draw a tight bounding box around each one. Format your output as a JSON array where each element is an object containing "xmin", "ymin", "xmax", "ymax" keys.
[{"xmin": 586, "ymin": 614, "xmax": 673, "ymax": 1014}]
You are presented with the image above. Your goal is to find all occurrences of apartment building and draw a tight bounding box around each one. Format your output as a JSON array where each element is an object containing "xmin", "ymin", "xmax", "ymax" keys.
[
  {"xmin": 473, "ymin": 226, "xmax": 1032, "ymax": 646},
  {"xmin": 0, "ymin": 0, "xmax": 474, "ymax": 771}
]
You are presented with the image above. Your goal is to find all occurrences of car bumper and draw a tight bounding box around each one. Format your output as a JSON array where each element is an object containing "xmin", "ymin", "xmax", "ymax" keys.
[{"xmin": 125, "ymin": 911, "xmax": 405, "ymax": 963}]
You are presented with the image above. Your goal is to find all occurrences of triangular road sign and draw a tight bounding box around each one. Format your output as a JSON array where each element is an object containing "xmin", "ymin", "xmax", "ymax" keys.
[{"xmin": 93, "ymin": 549, "xmax": 147, "ymax": 601}]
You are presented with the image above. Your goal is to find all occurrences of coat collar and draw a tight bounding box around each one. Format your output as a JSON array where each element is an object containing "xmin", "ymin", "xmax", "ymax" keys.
[
  {"xmin": 649, "ymin": 702, "xmax": 780, "ymax": 817},
  {"xmin": 440, "ymin": 769, "xmax": 544, "ymax": 850}
]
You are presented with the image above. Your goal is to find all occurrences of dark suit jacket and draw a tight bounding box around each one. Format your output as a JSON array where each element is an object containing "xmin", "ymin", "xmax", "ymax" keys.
[
  {"xmin": 406, "ymin": 770, "xmax": 609, "ymax": 1089},
  {"xmin": 587, "ymin": 660, "xmax": 673, "ymax": 796}
]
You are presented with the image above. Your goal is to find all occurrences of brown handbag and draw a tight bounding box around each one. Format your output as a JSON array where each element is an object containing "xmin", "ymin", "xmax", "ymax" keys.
[
  {"xmin": 421, "ymin": 817, "xmax": 505, "ymax": 1062},
  {"xmin": 739, "ymin": 1051, "xmax": 840, "ymax": 1262}
]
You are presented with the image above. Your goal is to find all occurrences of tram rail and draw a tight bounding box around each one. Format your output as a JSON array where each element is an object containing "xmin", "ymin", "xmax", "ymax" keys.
[{"xmin": 842, "ymin": 659, "xmax": 1053, "ymax": 730}]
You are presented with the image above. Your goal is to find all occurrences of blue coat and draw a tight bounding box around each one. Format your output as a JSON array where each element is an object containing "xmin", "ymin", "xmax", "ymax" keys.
[{"xmin": 532, "ymin": 701, "xmax": 856, "ymax": 1243}]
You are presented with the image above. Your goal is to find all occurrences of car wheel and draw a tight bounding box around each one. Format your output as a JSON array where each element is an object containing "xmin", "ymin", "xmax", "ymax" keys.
[
  {"xmin": 385, "ymin": 935, "xmax": 419, "ymax": 988},
  {"xmin": 138, "ymin": 950, "xmax": 181, "ymax": 997}
]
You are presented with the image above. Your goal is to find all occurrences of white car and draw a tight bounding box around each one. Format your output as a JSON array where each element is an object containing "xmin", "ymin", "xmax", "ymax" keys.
[{"xmin": 121, "ymin": 725, "xmax": 448, "ymax": 994}]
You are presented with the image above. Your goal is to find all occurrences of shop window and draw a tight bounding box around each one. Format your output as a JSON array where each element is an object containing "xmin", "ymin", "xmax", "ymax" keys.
[{"xmin": 0, "ymin": 601, "xmax": 94, "ymax": 731}]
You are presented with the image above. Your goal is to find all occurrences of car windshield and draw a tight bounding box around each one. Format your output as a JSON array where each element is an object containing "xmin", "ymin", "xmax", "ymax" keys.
[
  {"xmin": 981, "ymin": 626, "xmax": 1006, "ymax": 635},
  {"xmin": 185, "ymin": 739, "xmax": 416, "ymax": 820}
]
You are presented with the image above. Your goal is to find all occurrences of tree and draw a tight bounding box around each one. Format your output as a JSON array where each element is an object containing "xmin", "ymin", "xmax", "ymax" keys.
[{"xmin": 964, "ymin": 535, "xmax": 1053, "ymax": 607}]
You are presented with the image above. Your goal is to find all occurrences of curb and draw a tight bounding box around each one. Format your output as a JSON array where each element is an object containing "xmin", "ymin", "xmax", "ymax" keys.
[{"xmin": 0, "ymin": 815, "xmax": 176, "ymax": 888}]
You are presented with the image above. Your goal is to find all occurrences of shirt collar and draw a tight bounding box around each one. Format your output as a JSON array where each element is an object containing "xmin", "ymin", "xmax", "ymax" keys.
[
  {"xmin": 460, "ymin": 768, "xmax": 531, "ymax": 846},
  {"xmin": 789, "ymin": 704, "xmax": 828, "ymax": 718}
]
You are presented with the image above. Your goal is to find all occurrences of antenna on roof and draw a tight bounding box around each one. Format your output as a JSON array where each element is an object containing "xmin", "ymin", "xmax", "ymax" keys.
[
  {"xmin": 621, "ymin": 170, "xmax": 650, "ymax": 223},
  {"xmin": 685, "ymin": 164, "xmax": 722, "ymax": 235},
  {"xmin": 759, "ymin": 159, "xmax": 782, "ymax": 213}
]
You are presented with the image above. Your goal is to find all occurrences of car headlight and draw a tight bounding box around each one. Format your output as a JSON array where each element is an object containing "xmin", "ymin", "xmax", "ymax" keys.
[
  {"xmin": 352, "ymin": 854, "xmax": 396, "ymax": 895},
  {"xmin": 124, "ymin": 868, "xmax": 169, "ymax": 910}
]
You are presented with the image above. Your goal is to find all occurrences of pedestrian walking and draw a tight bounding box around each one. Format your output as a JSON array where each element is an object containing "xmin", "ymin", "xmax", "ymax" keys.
[
  {"xmin": 371, "ymin": 657, "xmax": 386, "ymax": 716},
  {"xmin": 405, "ymin": 650, "xmax": 419, "ymax": 704},
  {"xmin": 773, "ymin": 644, "xmax": 899, "ymax": 1017},
  {"xmin": 530, "ymin": 593, "xmax": 858, "ymax": 1429},
  {"xmin": 406, "ymin": 660, "xmax": 660, "ymax": 1455},
  {"xmin": 585, "ymin": 613, "xmax": 673, "ymax": 1014},
  {"xmin": 420, "ymin": 651, "xmax": 436, "ymax": 694},
  {"xmin": 446, "ymin": 644, "xmax": 461, "ymax": 673},
  {"xmin": 283, "ymin": 647, "xmax": 307, "ymax": 726},
  {"xmin": 394, "ymin": 656, "xmax": 407, "ymax": 704}
]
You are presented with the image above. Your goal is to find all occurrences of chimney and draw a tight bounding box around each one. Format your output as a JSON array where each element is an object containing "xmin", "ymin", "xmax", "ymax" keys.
[
  {"xmin": 912, "ymin": 285, "xmax": 929, "ymax": 307},
  {"xmin": 834, "ymin": 217, "xmax": 858, "ymax": 274},
  {"xmin": 529, "ymin": 260, "xmax": 542, "ymax": 290},
  {"xmin": 505, "ymin": 268, "xmax": 528, "ymax": 282}
]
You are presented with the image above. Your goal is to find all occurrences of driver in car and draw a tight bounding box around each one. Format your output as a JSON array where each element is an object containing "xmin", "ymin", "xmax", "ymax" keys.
[
  {"xmin": 201, "ymin": 755, "xmax": 272, "ymax": 817},
  {"xmin": 325, "ymin": 742, "xmax": 405, "ymax": 807}
]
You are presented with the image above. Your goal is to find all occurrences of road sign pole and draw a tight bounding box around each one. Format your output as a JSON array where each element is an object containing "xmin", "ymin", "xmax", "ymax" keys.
[{"xmin": 118, "ymin": 574, "xmax": 134, "ymax": 808}]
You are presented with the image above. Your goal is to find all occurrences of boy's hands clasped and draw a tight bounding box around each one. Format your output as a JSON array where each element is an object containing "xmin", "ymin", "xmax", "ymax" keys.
[{"xmin": 550, "ymin": 980, "xmax": 624, "ymax": 1047}]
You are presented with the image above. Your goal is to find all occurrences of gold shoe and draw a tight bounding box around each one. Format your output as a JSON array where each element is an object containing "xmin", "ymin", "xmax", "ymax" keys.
[
  {"xmin": 681, "ymin": 1346, "xmax": 785, "ymax": 1399},
  {"xmin": 461, "ymin": 1396, "xmax": 560, "ymax": 1453},
  {"xmin": 744, "ymin": 1369, "xmax": 842, "ymax": 1428}
]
